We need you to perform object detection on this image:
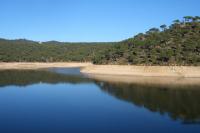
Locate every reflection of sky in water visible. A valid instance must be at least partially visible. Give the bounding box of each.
[0,68,199,133]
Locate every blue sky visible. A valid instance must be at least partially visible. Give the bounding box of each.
[0,0,199,42]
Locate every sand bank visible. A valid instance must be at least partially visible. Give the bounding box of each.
[81,65,200,78]
[81,65,200,86]
[85,74,200,86]
[0,62,92,70]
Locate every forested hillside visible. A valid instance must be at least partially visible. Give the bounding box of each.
[93,16,200,66]
[0,39,113,62]
[0,16,200,65]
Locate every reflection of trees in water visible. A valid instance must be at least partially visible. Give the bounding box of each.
[1,69,200,123]
[0,70,91,87]
[96,81,200,123]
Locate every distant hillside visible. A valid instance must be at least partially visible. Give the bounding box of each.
[0,39,113,62]
[1,16,200,65]
[93,16,200,66]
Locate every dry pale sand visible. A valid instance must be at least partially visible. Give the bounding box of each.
[1,63,200,86]
[0,62,92,70]
[81,65,200,78]
[81,65,200,86]
[84,74,200,86]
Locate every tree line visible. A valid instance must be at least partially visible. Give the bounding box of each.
[0,16,200,65]
[93,16,200,66]
[0,39,113,62]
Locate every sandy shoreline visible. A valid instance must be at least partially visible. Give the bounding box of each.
[0,63,200,78]
[85,74,200,86]
[81,65,200,78]
[1,63,200,85]
[81,65,200,85]
[0,62,92,70]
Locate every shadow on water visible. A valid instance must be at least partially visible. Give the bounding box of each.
[0,68,91,87]
[0,68,200,124]
[95,81,200,124]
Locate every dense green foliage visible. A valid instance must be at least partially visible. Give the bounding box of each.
[1,16,200,65]
[0,39,113,62]
[93,16,200,65]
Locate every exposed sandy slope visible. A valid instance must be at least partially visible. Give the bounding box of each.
[1,63,200,78]
[0,62,92,70]
[81,65,200,78]
[1,63,200,85]
[81,65,200,86]
[84,74,200,86]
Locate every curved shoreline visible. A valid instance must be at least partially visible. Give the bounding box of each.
[0,63,200,85]
[0,63,200,78]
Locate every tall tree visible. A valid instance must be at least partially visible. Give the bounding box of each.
[193,16,200,22]
[160,24,167,31]
[146,28,160,34]
[173,19,180,24]
[184,16,193,22]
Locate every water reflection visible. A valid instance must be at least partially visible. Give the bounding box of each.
[96,81,200,123]
[0,69,91,87]
[0,69,200,124]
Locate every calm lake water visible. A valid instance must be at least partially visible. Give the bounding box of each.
[0,68,200,133]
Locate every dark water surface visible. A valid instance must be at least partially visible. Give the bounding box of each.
[0,68,200,133]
